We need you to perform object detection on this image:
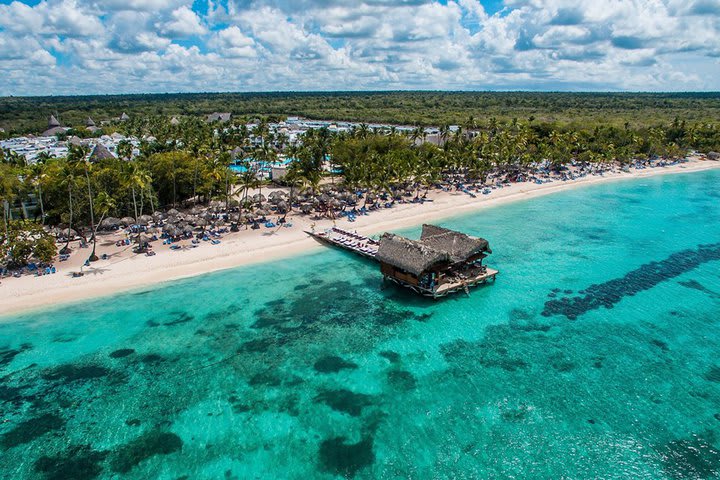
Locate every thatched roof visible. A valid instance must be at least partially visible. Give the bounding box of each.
[89,143,114,162]
[377,233,449,276]
[120,112,130,121]
[86,117,96,127]
[377,225,492,275]
[48,115,60,128]
[42,126,68,137]
[419,224,491,262]
[206,112,231,123]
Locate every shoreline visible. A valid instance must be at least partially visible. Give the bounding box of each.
[2,159,719,317]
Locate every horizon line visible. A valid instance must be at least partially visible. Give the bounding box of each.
[2,90,720,100]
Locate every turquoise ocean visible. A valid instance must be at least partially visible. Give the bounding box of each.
[1,171,720,479]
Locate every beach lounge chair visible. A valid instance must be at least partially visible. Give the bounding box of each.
[211,239,221,245]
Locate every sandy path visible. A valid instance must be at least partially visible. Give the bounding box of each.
[2,159,719,317]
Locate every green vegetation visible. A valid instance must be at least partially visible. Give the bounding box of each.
[2,92,720,134]
[0,220,56,268]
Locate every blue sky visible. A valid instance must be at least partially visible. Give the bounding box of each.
[0,0,718,95]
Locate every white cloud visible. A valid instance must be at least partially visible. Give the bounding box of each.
[158,6,207,37]
[0,0,718,95]
[210,26,257,58]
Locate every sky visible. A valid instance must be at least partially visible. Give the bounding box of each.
[0,0,718,96]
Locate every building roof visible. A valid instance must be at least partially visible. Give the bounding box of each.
[89,143,115,162]
[42,126,68,137]
[377,233,450,276]
[419,224,491,262]
[207,112,231,123]
[170,116,180,125]
[120,112,130,121]
[48,115,61,128]
[377,225,491,276]
[86,117,96,127]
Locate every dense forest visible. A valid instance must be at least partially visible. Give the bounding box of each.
[2,91,720,134]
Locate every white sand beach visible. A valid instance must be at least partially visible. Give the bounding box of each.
[2,158,719,317]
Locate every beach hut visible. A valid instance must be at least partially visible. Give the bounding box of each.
[42,115,69,137]
[376,225,496,297]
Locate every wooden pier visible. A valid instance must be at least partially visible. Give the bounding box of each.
[305,227,380,259]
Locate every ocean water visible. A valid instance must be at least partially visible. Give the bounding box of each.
[2,171,720,479]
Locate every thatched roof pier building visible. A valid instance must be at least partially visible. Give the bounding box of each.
[377,225,497,297]
[308,224,497,298]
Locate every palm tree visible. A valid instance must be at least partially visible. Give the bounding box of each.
[117,140,133,161]
[0,163,20,240]
[125,162,150,222]
[28,154,51,224]
[88,191,116,262]
[59,162,78,255]
[68,145,96,246]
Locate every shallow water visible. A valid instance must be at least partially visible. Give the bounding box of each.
[2,171,720,479]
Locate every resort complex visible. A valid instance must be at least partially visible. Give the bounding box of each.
[1,0,720,474]
[1,104,719,302]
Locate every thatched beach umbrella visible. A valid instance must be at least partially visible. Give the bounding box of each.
[61,228,77,238]
[194,218,209,228]
[268,191,285,201]
[166,208,180,216]
[136,233,151,245]
[276,200,289,213]
[182,225,194,234]
[253,193,266,204]
[120,217,135,227]
[163,224,178,236]
[100,217,120,230]
[137,214,153,226]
